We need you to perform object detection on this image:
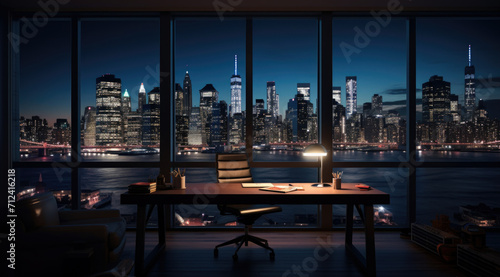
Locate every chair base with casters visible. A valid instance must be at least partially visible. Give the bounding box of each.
[215,153,283,261]
[213,205,281,261]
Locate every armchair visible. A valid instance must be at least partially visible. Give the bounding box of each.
[16,192,127,276]
[214,153,282,261]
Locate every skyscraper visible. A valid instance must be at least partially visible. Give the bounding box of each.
[199,84,219,145]
[183,71,193,117]
[83,106,96,146]
[296,93,309,142]
[422,75,451,123]
[371,94,383,116]
[188,107,202,145]
[121,89,131,114]
[297,83,310,101]
[96,74,122,145]
[346,76,357,120]
[266,81,279,118]
[332,86,341,104]
[464,45,476,121]
[138,83,146,114]
[230,55,242,116]
[174,83,184,117]
[142,87,160,146]
[121,89,131,144]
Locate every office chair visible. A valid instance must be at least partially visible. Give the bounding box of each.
[214,153,282,261]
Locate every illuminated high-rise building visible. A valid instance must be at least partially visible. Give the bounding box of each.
[464,45,476,121]
[346,76,357,119]
[142,87,160,146]
[121,89,131,144]
[138,83,146,114]
[297,83,310,101]
[230,55,242,116]
[199,84,219,145]
[83,106,96,146]
[183,71,193,117]
[96,74,122,145]
[422,75,451,123]
[332,86,341,104]
[371,94,383,116]
[266,81,279,119]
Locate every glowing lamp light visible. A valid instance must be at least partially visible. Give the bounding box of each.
[303,144,328,186]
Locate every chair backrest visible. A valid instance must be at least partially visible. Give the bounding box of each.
[216,153,253,183]
[16,192,60,231]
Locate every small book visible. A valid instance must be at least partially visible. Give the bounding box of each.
[128,182,157,193]
[242,183,274,188]
[259,186,297,193]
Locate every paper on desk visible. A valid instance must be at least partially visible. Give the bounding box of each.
[241,183,274,188]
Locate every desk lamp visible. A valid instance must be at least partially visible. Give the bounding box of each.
[303,144,328,187]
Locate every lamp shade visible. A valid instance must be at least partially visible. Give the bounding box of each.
[303,144,327,157]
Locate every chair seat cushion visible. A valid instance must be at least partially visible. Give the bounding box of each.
[60,217,126,250]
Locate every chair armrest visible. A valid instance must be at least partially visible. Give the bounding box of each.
[58,209,121,223]
[18,224,109,248]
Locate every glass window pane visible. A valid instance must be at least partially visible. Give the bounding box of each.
[80,19,160,161]
[416,19,500,161]
[332,19,407,162]
[16,20,71,162]
[332,168,408,227]
[253,18,318,161]
[16,168,72,206]
[81,168,159,227]
[417,168,500,229]
[174,18,246,162]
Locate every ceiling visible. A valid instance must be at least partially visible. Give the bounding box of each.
[2,0,500,12]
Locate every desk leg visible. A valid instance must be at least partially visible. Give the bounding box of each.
[157,203,166,245]
[135,204,146,277]
[345,204,354,246]
[364,204,376,277]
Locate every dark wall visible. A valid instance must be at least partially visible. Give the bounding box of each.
[0,6,13,277]
[0,6,8,232]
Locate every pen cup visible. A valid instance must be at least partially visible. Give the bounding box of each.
[333,178,341,190]
[173,176,186,189]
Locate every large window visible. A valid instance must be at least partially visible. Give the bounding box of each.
[173,18,246,162]
[10,13,500,231]
[332,18,407,162]
[15,20,71,162]
[253,18,319,161]
[416,19,500,162]
[80,19,160,161]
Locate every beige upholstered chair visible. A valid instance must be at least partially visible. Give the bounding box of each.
[16,192,127,276]
[214,153,282,261]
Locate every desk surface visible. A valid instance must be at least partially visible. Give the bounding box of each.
[121,183,390,205]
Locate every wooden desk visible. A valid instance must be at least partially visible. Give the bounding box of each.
[121,183,390,276]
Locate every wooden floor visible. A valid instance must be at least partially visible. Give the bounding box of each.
[121,230,498,277]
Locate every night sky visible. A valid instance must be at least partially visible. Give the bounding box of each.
[19,18,500,126]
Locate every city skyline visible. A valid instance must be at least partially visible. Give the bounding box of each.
[18,19,500,126]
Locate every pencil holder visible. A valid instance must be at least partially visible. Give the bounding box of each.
[333,178,341,190]
[173,175,186,189]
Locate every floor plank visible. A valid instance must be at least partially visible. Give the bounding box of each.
[121,230,498,277]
